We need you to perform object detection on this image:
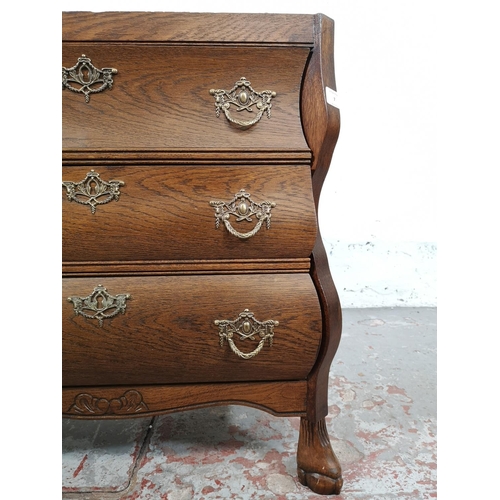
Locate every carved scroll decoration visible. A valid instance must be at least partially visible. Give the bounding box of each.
[214,309,279,359]
[210,77,276,127]
[62,54,117,103]
[210,189,276,239]
[62,170,124,214]
[66,390,149,416]
[68,285,130,327]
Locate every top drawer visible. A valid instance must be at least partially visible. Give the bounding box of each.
[62,44,310,153]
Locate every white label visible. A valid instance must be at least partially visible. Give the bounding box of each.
[325,86,339,108]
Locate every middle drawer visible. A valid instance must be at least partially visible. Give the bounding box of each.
[62,165,317,262]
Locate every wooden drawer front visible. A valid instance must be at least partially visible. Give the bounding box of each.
[62,44,309,152]
[62,274,322,386]
[62,165,317,262]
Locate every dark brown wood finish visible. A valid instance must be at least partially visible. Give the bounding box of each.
[302,14,343,420]
[298,14,344,493]
[63,258,312,277]
[63,274,322,386]
[63,45,309,152]
[62,12,344,495]
[62,165,317,263]
[297,417,343,494]
[63,151,312,165]
[62,12,315,44]
[62,381,308,418]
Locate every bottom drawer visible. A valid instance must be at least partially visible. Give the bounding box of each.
[62,274,322,386]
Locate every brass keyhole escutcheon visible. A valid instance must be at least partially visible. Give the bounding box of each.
[62,170,124,214]
[62,55,118,103]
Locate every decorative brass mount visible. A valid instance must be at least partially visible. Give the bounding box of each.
[62,54,117,103]
[214,309,279,359]
[210,189,276,239]
[62,170,124,214]
[210,77,276,127]
[68,285,130,327]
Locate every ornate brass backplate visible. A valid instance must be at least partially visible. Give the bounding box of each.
[68,285,130,327]
[62,54,117,103]
[210,77,276,127]
[210,189,276,239]
[62,170,124,214]
[214,309,279,359]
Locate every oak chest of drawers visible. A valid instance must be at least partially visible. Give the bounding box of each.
[62,11,343,495]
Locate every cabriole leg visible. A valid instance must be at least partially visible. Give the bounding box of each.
[297,417,343,495]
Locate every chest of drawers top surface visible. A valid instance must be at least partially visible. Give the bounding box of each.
[62,12,315,42]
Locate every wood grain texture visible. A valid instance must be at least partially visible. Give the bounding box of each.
[62,381,308,418]
[62,44,309,152]
[62,12,314,44]
[63,259,311,277]
[297,417,343,494]
[302,15,341,183]
[62,165,317,262]
[62,151,312,165]
[301,15,343,422]
[63,274,322,386]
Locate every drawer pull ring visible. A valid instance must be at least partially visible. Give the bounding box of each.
[62,54,117,103]
[215,309,279,359]
[68,285,130,327]
[210,77,276,128]
[62,170,124,214]
[210,189,276,239]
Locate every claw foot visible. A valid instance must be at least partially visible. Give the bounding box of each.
[297,417,343,495]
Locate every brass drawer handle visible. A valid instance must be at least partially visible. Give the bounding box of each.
[62,54,118,103]
[210,189,276,239]
[62,170,124,214]
[215,309,279,360]
[68,285,130,327]
[210,77,276,128]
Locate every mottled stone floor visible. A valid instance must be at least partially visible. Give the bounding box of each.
[62,307,437,499]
